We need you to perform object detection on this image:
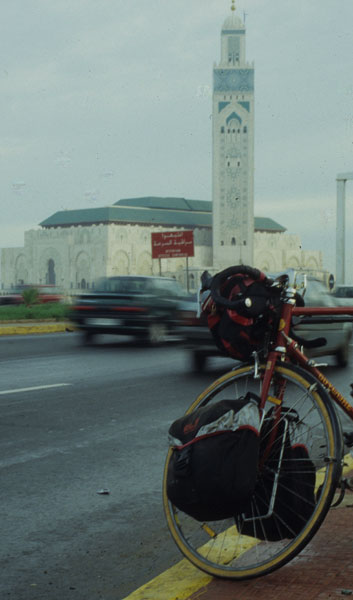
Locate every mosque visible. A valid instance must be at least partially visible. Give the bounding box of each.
[0,4,322,292]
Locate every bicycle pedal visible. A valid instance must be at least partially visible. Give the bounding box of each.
[344,431,353,447]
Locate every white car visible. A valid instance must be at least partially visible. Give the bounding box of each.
[293,279,353,367]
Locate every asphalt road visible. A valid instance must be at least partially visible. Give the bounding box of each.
[1,332,353,600]
[0,332,231,600]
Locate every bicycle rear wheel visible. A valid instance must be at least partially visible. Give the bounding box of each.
[163,362,343,579]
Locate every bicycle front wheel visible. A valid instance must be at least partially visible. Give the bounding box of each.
[163,362,343,580]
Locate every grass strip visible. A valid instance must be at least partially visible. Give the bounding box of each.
[0,302,70,322]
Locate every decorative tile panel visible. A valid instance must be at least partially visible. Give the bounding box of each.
[218,101,230,112]
[214,68,254,92]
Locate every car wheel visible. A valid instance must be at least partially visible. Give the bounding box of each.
[336,342,349,367]
[147,322,168,345]
[192,351,207,372]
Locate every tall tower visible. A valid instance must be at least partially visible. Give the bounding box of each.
[212,1,254,267]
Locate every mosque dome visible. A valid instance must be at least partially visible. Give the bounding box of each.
[222,13,245,31]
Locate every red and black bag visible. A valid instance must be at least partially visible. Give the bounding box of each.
[166,393,261,521]
[202,266,280,361]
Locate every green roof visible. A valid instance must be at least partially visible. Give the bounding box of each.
[39,197,286,232]
[115,196,210,213]
[254,217,286,233]
[39,205,210,228]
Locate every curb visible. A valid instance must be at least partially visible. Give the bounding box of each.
[0,322,75,336]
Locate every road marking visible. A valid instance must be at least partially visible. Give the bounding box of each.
[0,383,72,395]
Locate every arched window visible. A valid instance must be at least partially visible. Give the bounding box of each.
[231,237,236,246]
[81,278,86,290]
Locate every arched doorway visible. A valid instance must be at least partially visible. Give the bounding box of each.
[46,259,56,285]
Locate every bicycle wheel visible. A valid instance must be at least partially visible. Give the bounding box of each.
[163,362,343,579]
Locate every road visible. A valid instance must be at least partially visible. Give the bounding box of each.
[0,332,353,599]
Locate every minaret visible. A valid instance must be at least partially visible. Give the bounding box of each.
[212,1,254,267]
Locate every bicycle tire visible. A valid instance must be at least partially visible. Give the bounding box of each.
[163,362,343,580]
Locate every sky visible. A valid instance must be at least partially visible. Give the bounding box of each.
[1,0,353,279]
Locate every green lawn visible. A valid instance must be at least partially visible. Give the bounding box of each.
[0,302,70,322]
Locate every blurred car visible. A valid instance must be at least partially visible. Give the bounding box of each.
[69,275,191,345]
[0,284,63,305]
[294,279,353,367]
[331,284,353,306]
[177,279,353,370]
[175,291,231,371]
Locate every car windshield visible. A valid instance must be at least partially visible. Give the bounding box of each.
[94,277,150,293]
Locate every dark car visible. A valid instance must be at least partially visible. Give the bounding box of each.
[332,284,353,306]
[177,278,353,370]
[69,275,190,345]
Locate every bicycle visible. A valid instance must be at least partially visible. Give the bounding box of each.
[163,265,353,580]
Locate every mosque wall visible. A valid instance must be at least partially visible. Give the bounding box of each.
[0,223,213,293]
[1,222,322,295]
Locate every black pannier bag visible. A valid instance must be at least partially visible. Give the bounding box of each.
[237,407,316,541]
[166,393,261,522]
[202,267,281,362]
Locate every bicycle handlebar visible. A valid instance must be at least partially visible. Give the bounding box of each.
[209,265,269,310]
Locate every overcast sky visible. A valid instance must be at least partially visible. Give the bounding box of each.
[1,0,352,277]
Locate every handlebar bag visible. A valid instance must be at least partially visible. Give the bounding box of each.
[202,273,280,361]
[166,393,261,521]
[237,407,316,541]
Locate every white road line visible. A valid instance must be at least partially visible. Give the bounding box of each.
[0,383,72,395]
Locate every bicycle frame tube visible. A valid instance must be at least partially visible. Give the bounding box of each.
[260,299,295,407]
[286,338,353,419]
[267,303,353,419]
[293,306,353,318]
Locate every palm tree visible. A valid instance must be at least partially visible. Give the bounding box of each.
[22,287,39,307]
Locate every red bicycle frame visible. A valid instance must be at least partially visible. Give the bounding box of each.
[260,300,353,420]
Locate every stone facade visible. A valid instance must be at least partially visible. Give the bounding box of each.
[0,219,322,293]
[0,222,213,292]
[254,232,322,275]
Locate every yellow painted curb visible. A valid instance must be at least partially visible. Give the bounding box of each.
[121,557,211,600]
[343,452,353,474]
[123,453,353,600]
[0,323,75,335]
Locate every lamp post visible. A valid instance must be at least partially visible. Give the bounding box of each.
[336,172,353,284]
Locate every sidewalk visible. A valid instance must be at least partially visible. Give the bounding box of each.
[125,461,353,600]
[185,499,353,600]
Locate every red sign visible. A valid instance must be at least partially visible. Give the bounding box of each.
[151,230,194,259]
